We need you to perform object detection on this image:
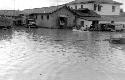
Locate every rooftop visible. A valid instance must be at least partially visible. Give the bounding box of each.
[72,8,100,17]
[22,5,63,15]
[0,10,21,16]
[67,0,122,5]
[27,5,100,18]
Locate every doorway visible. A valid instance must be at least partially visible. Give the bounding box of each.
[81,21,84,26]
[92,21,99,29]
[59,17,67,29]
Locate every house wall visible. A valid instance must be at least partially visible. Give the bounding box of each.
[52,8,76,28]
[95,4,120,15]
[76,18,92,28]
[36,14,54,28]
[68,3,93,10]
[99,21,111,24]
[35,7,76,28]
[68,3,120,15]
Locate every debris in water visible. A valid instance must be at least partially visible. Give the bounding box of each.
[54,40,63,41]
[76,40,85,41]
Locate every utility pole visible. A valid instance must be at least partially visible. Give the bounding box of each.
[13,0,16,16]
[14,0,15,10]
[57,0,58,7]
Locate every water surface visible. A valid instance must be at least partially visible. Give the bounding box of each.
[0,27,125,80]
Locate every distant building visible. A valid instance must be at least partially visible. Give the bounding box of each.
[0,10,26,26]
[67,0,122,15]
[66,0,125,25]
[28,5,100,29]
[0,10,21,18]
[20,0,125,30]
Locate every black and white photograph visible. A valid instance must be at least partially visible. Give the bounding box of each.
[0,0,125,80]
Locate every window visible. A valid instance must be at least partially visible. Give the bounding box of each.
[111,21,114,23]
[112,6,116,12]
[98,5,102,11]
[36,15,37,19]
[47,15,49,20]
[70,7,73,9]
[94,4,97,11]
[41,15,43,20]
[81,5,83,9]
[75,5,77,9]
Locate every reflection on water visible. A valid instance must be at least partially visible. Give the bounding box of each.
[0,27,125,80]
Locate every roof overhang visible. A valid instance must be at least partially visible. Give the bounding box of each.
[67,1,122,5]
[80,17,102,21]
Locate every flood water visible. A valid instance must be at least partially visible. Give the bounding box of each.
[0,27,125,80]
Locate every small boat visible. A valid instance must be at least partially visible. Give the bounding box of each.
[110,34,125,44]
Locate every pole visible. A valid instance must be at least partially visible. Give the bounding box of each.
[57,0,58,7]
[13,0,15,16]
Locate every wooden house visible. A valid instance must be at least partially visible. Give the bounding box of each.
[28,5,100,29]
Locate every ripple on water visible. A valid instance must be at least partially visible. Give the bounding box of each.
[0,28,125,80]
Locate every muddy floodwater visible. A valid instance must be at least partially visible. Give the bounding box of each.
[0,27,125,80]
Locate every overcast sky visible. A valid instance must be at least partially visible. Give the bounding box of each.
[0,0,124,10]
